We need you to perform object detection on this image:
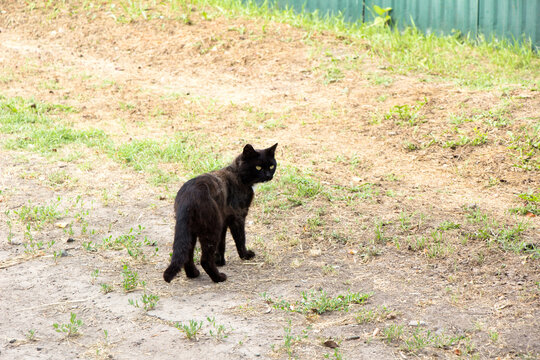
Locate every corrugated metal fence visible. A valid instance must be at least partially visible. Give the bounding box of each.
[258,0,540,48]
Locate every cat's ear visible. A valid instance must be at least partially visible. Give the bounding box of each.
[242,144,259,159]
[267,143,278,157]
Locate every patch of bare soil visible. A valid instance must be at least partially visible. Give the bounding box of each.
[0,1,538,359]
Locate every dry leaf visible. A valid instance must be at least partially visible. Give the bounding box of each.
[323,340,338,348]
[55,222,68,229]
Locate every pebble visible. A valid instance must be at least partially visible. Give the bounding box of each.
[408,320,427,327]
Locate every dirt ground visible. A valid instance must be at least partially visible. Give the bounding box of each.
[0,1,539,359]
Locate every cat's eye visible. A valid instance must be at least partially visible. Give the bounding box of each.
[269,165,275,169]
[256,166,262,171]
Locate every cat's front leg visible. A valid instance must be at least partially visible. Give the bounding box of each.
[228,218,255,260]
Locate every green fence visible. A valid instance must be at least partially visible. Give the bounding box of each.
[257,0,540,48]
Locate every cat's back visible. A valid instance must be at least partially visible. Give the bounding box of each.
[174,171,228,211]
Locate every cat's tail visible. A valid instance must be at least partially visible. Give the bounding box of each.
[163,214,191,283]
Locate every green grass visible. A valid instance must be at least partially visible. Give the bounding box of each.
[507,122,540,171]
[466,208,534,256]
[0,95,226,182]
[114,135,226,176]
[382,324,404,343]
[262,289,372,315]
[14,199,62,229]
[5,126,109,153]
[140,1,539,88]
[275,166,324,206]
[401,328,463,352]
[443,128,489,149]
[31,1,539,88]
[0,95,109,153]
[355,306,394,324]
[510,191,540,216]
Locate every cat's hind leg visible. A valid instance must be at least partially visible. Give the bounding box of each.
[200,239,227,283]
[184,234,200,278]
[164,217,192,283]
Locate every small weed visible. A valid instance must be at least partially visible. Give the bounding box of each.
[100,283,114,294]
[426,230,454,258]
[324,66,344,85]
[465,208,531,254]
[280,167,323,205]
[384,99,427,126]
[373,220,390,244]
[118,101,136,111]
[371,75,393,87]
[444,128,488,148]
[121,264,139,292]
[358,244,382,261]
[438,221,461,231]
[5,210,14,243]
[402,328,463,352]
[26,329,37,341]
[53,312,83,337]
[324,348,344,360]
[355,306,394,324]
[102,225,147,259]
[488,330,499,343]
[507,124,540,171]
[47,170,71,187]
[82,240,98,252]
[399,212,412,231]
[175,320,203,340]
[404,141,420,151]
[382,324,404,343]
[90,269,99,284]
[510,191,540,216]
[15,198,61,230]
[129,292,160,311]
[207,317,231,341]
[322,264,338,275]
[281,319,309,358]
[72,196,92,235]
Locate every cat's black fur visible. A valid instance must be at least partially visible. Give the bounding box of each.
[163,143,278,283]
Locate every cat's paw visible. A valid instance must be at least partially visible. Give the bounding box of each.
[215,254,226,266]
[185,265,200,278]
[211,272,227,283]
[242,250,255,260]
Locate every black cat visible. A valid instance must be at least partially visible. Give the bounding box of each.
[163,143,278,283]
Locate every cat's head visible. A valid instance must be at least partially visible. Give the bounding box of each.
[237,143,278,185]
